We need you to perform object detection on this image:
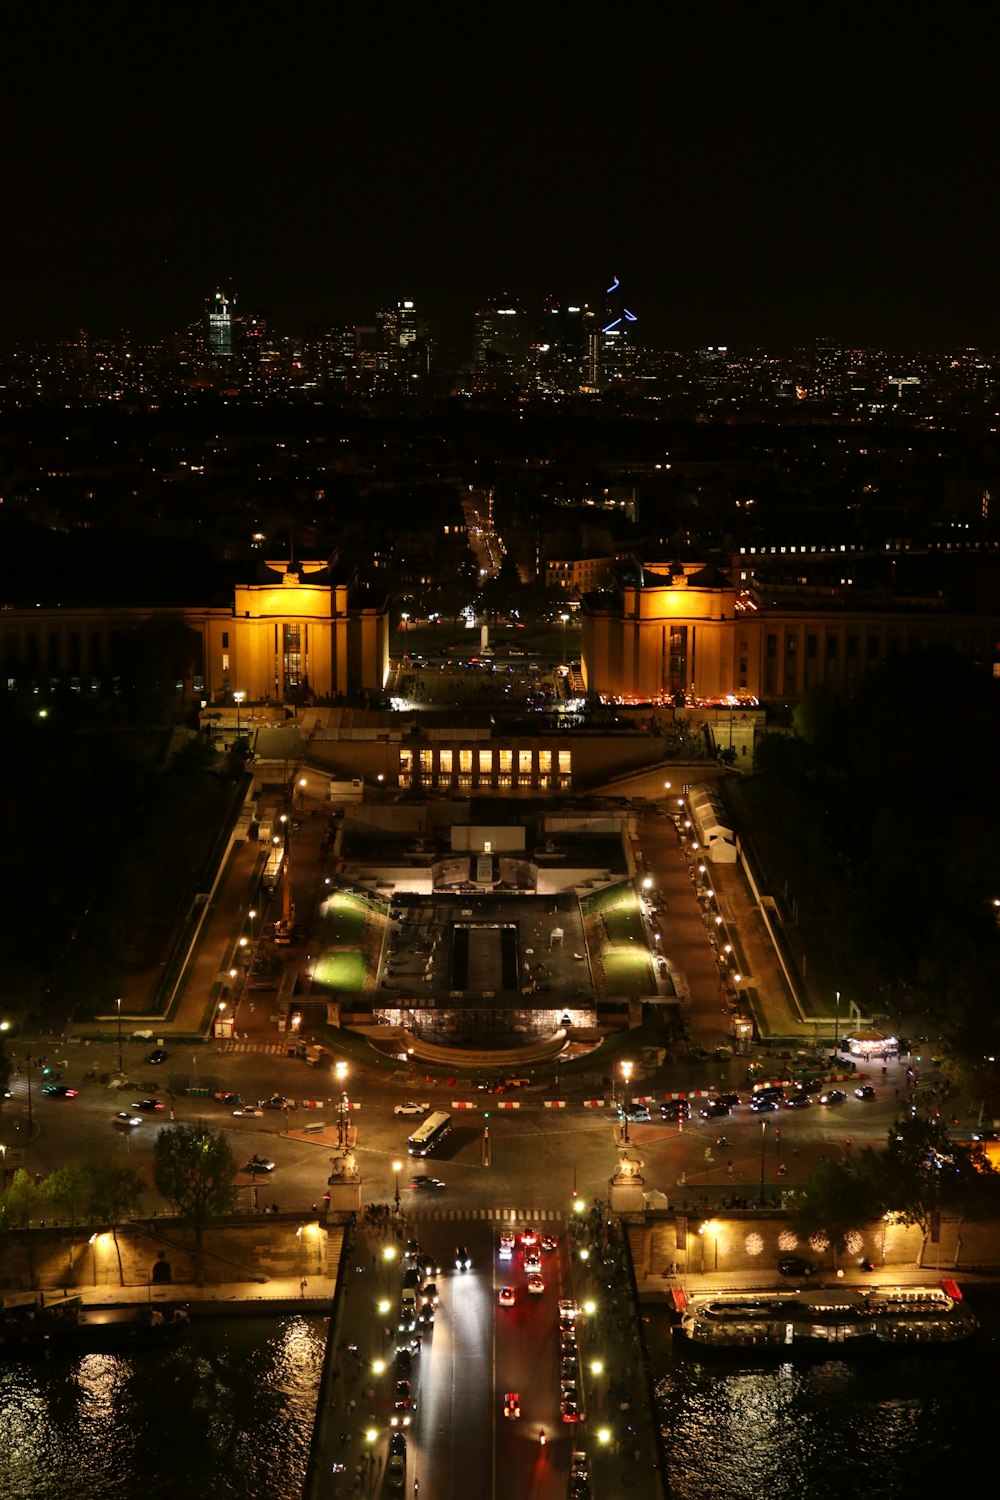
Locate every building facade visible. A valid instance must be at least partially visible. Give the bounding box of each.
[0,559,389,707]
[581,558,1000,704]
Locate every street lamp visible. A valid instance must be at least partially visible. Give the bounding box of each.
[401,612,409,636]
[560,612,569,662]
[336,1061,348,1146]
[233,690,244,734]
[620,1060,634,1143]
[392,1159,403,1215]
[115,994,123,1075]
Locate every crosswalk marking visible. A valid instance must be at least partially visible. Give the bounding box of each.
[222,1041,286,1054]
[406,1206,564,1224]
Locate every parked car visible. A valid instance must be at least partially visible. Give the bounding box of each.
[147,1047,168,1065]
[778,1255,815,1278]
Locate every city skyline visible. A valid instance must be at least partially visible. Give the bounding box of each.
[3,12,998,350]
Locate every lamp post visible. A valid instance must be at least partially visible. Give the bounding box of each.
[759,1120,767,1206]
[233,690,244,735]
[833,988,842,1055]
[620,1060,634,1144]
[560,612,569,662]
[336,1062,348,1146]
[115,994,123,1075]
[392,1159,402,1215]
[401,612,409,638]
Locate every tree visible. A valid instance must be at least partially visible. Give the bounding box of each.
[856,1116,1000,1266]
[3,1168,44,1288]
[153,1122,236,1285]
[86,1162,144,1285]
[43,1162,92,1274]
[786,1157,877,1266]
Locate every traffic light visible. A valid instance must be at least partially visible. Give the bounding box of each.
[775,1126,780,1142]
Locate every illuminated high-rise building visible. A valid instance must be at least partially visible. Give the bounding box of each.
[377,298,431,382]
[205,286,239,358]
[593,274,638,388]
[471,296,528,376]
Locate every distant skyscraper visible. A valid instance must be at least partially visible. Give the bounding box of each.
[205,286,239,358]
[377,298,431,382]
[471,296,528,377]
[595,274,638,388]
[534,297,595,393]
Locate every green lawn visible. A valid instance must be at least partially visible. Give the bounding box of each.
[603,906,644,944]
[313,951,367,990]
[603,949,656,995]
[581,883,631,916]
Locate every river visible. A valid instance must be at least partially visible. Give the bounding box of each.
[649,1294,998,1498]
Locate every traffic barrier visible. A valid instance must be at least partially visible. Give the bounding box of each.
[582,1099,606,1108]
[543,1100,567,1109]
[451,1100,478,1109]
[634,1095,656,1105]
[302,1100,323,1109]
[303,1122,326,1133]
[687,1090,712,1099]
[662,1092,687,1101]
[346,1101,361,1110]
[494,1100,520,1109]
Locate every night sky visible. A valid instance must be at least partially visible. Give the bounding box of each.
[3,8,998,350]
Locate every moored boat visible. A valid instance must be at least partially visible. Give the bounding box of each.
[677,1280,977,1351]
[0,1295,190,1353]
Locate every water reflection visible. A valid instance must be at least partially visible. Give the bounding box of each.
[0,1315,327,1500]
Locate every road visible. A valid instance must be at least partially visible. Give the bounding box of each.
[386,1218,581,1500]
[3,1038,918,1218]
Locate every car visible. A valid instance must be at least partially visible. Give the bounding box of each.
[147,1047,168,1065]
[560,1333,579,1358]
[503,1392,521,1418]
[498,1285,516,1307]
[560,1377,579,1400]
[241,1154,275,1173]
[113,1112,142,1128]
[560,1398,582,1423]
[561,1357,578,1382]
[393,1379,415,1413]
[409,1176,446,1191]
[701,1100,731,1119]
[233,1104,263,1117]
[751,1095,781,1113]
[402,1267,423,1291]
[42,1084,79,1099]
[526,1273,545,1295]
[778,1255,815,1278]
[660,1099,690,1120]
[395,1349,413,1378]
[405,1239,420,1260]
[523,1250,541,1273]
[558,1298,578,1319]
[820,1089,847,1105]
[519,1229,538,1248]
[619,1104,651,1123]
[455,1245,471,1271]
[387,1432,406,1491]
[414,1253,439,1277]
[133,1098,166,1112]
[715,1092,741,1108]
[214,1091,241,1105]
[784,1092,811,1109]
[855,1084,876,1100]
[259,1095,291,1110]
[421,1282,439,1306]
[498,1232,515,1259]
[397,1307,416,1333]
[418,1303,435,1327]
[503,1076,530,1089]
[394,1101,430,1116]
[570,1450,591,1499]
[541,1235,558,1252]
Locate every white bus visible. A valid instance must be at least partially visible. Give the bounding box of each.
[407,1110,452,1156]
